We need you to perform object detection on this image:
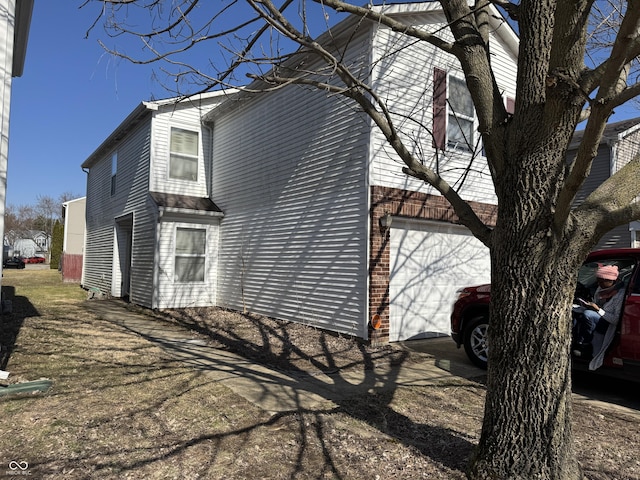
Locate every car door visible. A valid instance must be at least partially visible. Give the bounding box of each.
[619,264,640,364]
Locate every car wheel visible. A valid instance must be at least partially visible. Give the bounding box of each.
[463,315,489,369]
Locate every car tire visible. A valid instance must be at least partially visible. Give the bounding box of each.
[463,315,489,369]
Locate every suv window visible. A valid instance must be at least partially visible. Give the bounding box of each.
[577,258,637,297]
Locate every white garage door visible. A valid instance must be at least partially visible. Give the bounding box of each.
[389,219,491,342]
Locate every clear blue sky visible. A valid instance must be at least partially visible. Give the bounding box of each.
[7,2,639,208]
[8,1,166,207]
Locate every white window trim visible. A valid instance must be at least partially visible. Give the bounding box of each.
[169,126,200,182]
[173,224,208,284]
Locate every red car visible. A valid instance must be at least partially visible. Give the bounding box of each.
[451,248,640,381]
[24,256,45,264]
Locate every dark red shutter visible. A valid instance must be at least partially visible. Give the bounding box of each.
[506,96,515,115]
[433,67,447,150]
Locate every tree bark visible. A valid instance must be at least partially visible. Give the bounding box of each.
[468,137,589,478]
[470,240,585,479]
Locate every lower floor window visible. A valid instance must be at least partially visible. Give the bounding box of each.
[175,227,206,282]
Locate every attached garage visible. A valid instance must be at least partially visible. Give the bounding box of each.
[388,219,491,342]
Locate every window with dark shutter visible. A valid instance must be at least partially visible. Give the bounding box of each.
[433,69,477,153]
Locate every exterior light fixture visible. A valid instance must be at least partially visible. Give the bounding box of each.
[379,212,392,229]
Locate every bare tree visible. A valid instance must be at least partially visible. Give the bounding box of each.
[4,192,80,250]
[85,1,640,478]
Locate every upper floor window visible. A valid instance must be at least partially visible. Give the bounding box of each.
[170,127,199,181]
[175,227,206,282]
[433,68,476,153]
[111,152,117,196]
[447,76,475,151]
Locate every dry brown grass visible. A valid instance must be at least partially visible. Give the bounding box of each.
[0,269,638,479]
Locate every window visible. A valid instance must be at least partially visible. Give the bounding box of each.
[432,68,477,153]
[111,152,117,196]
[175,227,206,282]
[447,76,475,151]
[170,127,199,181]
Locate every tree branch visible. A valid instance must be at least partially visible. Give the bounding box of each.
[313,0,456,54]
[555,2,640,228]
[573,155,640,237]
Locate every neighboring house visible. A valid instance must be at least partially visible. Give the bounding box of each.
[0,0,33,283]
[570,117,640,250]
[82,3,518,343]
[13,230,49,258]
[12,238,36,258]
[62,197,86,282]
[31,230,50,252]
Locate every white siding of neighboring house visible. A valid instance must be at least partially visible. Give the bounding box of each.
[155,215,219,309]
[605,126,640,249]
[368,12,517,204]
[210,39,372,337]
[572,144,611,206]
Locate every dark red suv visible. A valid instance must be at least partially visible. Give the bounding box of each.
[450,248,640,381]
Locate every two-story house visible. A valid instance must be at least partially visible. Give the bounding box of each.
[570,117,640,250]
[81,3,518,344]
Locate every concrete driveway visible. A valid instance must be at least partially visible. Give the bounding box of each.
[402,336,640,419]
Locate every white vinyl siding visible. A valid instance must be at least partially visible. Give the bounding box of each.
[155,219,218,309]
[211,52,370,337]
[150,97,224,197]
[84,93,226,309]
[368,14,517,204]
[83,115,156,305]
[570,143,630,249]
[571,132,640,250]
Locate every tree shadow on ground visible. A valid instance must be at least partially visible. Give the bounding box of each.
[0,285,39,370]
[1,295,480,478]
[106,302,480,477]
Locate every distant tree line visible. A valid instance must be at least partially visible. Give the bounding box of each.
[4,192,80,248]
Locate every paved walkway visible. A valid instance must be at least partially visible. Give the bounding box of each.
[85,300,483,413]
[85,300,640,419]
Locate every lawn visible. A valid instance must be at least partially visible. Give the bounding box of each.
[0,269,637,479]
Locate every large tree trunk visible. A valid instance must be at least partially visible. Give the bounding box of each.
[469,134,590,478]
[470,240,585,479]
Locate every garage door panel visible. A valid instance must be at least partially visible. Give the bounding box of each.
[389,220,490,342]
